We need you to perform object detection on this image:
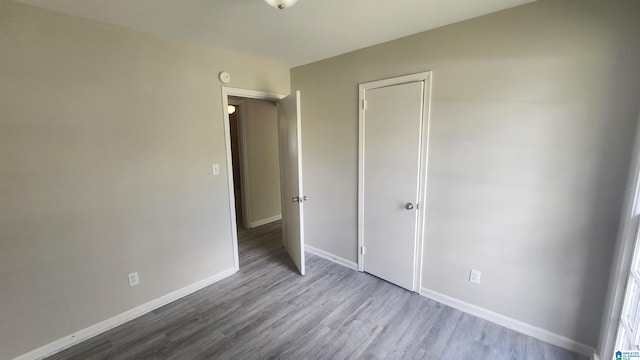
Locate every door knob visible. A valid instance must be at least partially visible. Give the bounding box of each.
[405,202,414,210]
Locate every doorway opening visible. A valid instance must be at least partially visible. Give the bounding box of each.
[227,96,282,270]
[222,87,306,275]
[227,97,281,230]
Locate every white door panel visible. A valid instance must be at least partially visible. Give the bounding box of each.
[279,90,305,275]
[362,81,425,291]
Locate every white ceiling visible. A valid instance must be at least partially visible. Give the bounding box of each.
[14,0,535,67]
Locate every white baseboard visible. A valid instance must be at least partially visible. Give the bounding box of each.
[305,244,358,270]
[592,352,601,360]
[419,287,596,358]
[14,267,237,360]
[249,214,282,228]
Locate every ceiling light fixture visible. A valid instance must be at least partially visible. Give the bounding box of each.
[228,105,236,115]
[264,0,299,10]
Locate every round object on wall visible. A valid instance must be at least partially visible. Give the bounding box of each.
[218,71,231,84]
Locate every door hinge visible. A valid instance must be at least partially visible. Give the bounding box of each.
[360,246,365,255]
[362,99,367,110]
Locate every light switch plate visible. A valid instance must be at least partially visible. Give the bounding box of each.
[212,164,220,176]
[469,269,481,285]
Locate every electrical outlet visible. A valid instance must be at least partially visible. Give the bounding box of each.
[128,272,140,287]
[469,269,481,285]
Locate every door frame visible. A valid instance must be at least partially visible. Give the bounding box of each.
[227,97,250,229]
[221,87,285,271]
[357,72,432,291]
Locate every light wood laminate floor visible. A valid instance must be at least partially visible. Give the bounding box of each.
[47,221,587,360]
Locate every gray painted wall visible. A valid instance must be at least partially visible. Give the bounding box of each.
[240,99,281,227]
[0,1,289,358]
[291,0,640,347]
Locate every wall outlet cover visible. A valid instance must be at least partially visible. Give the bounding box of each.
[128,272,140,287]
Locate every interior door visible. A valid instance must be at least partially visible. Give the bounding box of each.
[278,90,305,275]
[361,81,425,291]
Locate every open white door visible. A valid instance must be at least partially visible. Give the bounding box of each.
[278,90,305,275]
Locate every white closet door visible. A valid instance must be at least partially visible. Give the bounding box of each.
[361,81,424,290]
